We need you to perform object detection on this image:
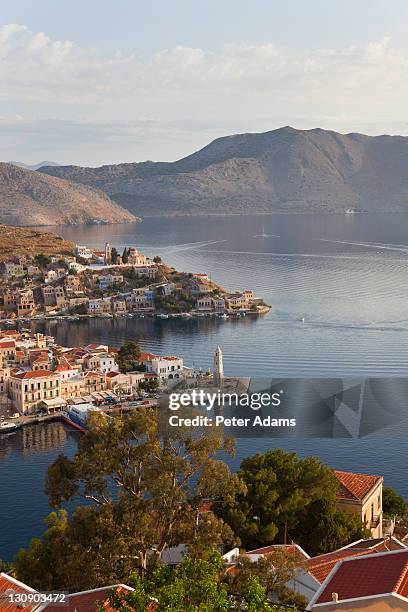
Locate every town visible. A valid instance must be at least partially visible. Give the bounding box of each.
[0,326,189,421]
[0,241,270,322]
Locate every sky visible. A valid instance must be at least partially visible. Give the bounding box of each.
[1,0,408,165]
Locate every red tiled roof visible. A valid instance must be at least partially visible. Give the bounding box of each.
[313,549,408,605]
[247,544,310,563]
[0,330,19,336]
[139,352,160,361]
[335,469,383,502]
[0,573,36,612]
[308,548,373,583]
[42,585,134,612]
[346,537,407,553]
[13,369,56,379]
[0,341,16,348]
[308,538,407,584]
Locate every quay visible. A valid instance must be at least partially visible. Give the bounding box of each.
[1,398,158,435]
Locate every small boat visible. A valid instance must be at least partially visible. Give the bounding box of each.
[300,317,305,323]
[0,421,20,434]
[219,313,229,319]
[255,227,268,238]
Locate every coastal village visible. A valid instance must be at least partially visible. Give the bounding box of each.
[0,241,269,322]
[0,240,408,611]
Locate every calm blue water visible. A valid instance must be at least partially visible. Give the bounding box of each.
[2,213,408,560]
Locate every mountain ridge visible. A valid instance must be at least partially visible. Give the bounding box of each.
[0,163,137,226]
[39,126,408,216]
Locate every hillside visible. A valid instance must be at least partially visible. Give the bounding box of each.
[40,126,408,216]
[0,225,74,261]
[0,163,136,226]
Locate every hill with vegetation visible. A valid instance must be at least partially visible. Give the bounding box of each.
[0,225,75,261]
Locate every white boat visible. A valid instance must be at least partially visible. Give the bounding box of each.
[64,404,104,431]
[0,421,20,434]
[254,227,268,238]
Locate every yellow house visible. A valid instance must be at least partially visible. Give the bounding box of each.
[307,549,408,611]
[8,369,62,414]
[335,470,383,538]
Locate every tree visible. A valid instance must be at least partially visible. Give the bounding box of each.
[122,248,129,264]
[117,341,141,372]
[35,253,51,267]
[383,486,407,518]
[71,303,88,315]
[225,550,307,609]
[153,256,162,263]
[0,557,12,573]
[139,378,159,392]
[102,552,278,611]
[111,247,119,264]
[296,497,369,556]
[216,449,367,554]
[15,412,244,592]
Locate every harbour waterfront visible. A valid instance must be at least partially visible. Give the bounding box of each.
[2,212,408,560]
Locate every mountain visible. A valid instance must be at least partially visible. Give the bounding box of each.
[0,163,136,226]
[39,127,408,216]
[0,225,74,261]
[9,161,60,171]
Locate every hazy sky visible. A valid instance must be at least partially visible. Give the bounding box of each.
[1,0,408,165]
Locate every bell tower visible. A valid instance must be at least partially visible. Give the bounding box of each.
[104,242,112,264]
[213,345,224,387]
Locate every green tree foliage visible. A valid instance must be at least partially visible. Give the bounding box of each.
[102,552,282,612]
[35,253,51,267]
[122,248,129,264]
[296,498,369,556]
[117,341,141,372]
[225,551,307,609]
[216,449,367,555]
[383,486,407,518]
[153,256,162,263]
[0,557,12,573]
[139,378,159,392]
[111,247,119,264]
[15,412,244,592]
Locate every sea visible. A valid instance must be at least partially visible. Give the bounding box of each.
[2,212,408,560]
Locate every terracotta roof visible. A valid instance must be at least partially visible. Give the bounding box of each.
[308,548,374,583]
[54,365,72,372]
[312,549,408,606]
[139,352,160,361]
[308,538,407,584]
[346,537,407,552]
[13,369,56,379]
[247,544,310,562]
[0,341,16,349]
[0,573,37,612]
[335,469,383,502]
[42,584,134,612]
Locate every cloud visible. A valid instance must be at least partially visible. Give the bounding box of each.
[1,24,408,163]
